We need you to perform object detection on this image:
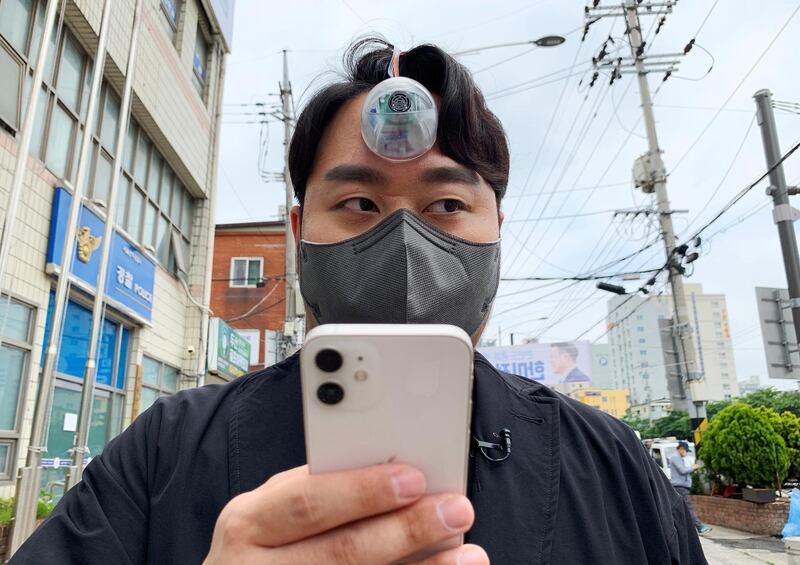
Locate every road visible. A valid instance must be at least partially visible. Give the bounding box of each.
[700,524,787,564]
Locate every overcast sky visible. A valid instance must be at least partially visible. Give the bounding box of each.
[215,0,800,391]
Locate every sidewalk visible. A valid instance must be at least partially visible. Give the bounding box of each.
[700,524,787,564]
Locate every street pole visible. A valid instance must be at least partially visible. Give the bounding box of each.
[623,0,707,424]
[65,0,144,490]
[9,0,113,553]
[0,0,59,340]
[754,89,800,347]
[280,50,298,358]
[5,2,60,555]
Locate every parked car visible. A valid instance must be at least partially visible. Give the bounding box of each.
[646,438,697,481]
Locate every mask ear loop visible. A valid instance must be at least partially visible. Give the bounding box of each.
[388,45,402,78]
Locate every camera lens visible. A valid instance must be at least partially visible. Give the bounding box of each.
[315,349,343,373]
[317,382,345,405]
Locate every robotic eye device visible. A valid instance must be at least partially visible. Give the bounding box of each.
[360,48,438,161]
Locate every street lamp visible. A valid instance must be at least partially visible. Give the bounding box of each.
[596,282,627,295]
[452,35,566,57]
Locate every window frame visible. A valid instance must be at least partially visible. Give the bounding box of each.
[140,355,180,412]
[0,293,36,484]
[191,24,209,98]
[229,257,263,288]
[159,0,180,44]
[45,293,130,460]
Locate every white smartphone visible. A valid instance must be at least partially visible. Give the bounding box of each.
[301,324,474,558]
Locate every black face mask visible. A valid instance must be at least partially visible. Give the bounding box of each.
[299,209,501,335]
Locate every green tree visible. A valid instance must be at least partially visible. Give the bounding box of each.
[706,399,733,420]
[699,403,789,487]
[647,410,692,440]
[756,407,800,479]
[741,389,800,417]
[621,414,651,437]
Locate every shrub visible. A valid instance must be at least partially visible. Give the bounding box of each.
[699,403,789,488]
[757,407,800,480]
[0,493,56,526]
[0,497,13,526]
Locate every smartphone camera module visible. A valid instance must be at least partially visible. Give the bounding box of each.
[316,349,343,373]
[317,381,345,405]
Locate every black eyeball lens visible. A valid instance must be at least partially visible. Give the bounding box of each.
[317,382,345,405]
[316,349,343,372]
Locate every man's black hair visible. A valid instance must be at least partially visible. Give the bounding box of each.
[288,37,510,206]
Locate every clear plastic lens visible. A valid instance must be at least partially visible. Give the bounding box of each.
[361,77,438,161]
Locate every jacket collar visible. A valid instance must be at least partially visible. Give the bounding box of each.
[467,353,561,564]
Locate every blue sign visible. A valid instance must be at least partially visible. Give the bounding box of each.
[47,187,156,322]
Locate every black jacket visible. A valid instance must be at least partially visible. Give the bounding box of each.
[11,353,707,564]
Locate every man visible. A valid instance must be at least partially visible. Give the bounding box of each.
[11,39,706,564]
[550,342,590,384]
[669,441,711,535]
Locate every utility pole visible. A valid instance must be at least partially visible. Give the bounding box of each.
[10,0,113,552]
[280,50,299,358]
[586,0,708,432]
[4,0,60,555]
[754,89,800,347]
[65,0,144,491]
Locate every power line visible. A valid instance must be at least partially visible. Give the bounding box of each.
[681,113,757,236]
[689,138,800,242]
[500,266,661,282]
[502,180,630,200]
[502,80,614,277]
[669,2,800,174]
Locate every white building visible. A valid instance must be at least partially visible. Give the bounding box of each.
[0,0,232,503]
[606,283,739,408]
[738,375,762,396]
[590,343,614,389]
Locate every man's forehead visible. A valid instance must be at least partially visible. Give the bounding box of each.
[312,94,487,189]
[322,163,480,187]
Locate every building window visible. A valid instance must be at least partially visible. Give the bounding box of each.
[640,350,647,356]
[159,0,180,43]
[638,338,646,344]
[40,293,129,494]
[140,356,179,413]
[0,8,95,179]
[0,295,34,482]
[237,329,260,366]
[192,26,208,97]
[117,119,194,271]
[636,326,645,332]
[230,257,263,288]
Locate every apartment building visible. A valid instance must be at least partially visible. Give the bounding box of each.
[0,0,232,499]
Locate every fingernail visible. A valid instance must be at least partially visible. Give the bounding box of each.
[437,496,473,531]
[457,546,488,565]
[391,468,426,502]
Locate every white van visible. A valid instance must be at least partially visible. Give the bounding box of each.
[648,440,696,481]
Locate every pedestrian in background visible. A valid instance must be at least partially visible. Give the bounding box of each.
[670,440,712,534]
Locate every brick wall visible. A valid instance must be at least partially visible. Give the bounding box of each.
[210,225,287,370]
[691,495,789,536]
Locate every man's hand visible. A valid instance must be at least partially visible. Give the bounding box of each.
[691,464,700,471]
[204,464,488,564]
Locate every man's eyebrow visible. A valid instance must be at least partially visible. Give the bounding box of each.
[323,164,388,184]
[418,166,480,186]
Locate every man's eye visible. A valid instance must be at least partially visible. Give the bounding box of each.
[426,199,464,214]
[341,197,379,212]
